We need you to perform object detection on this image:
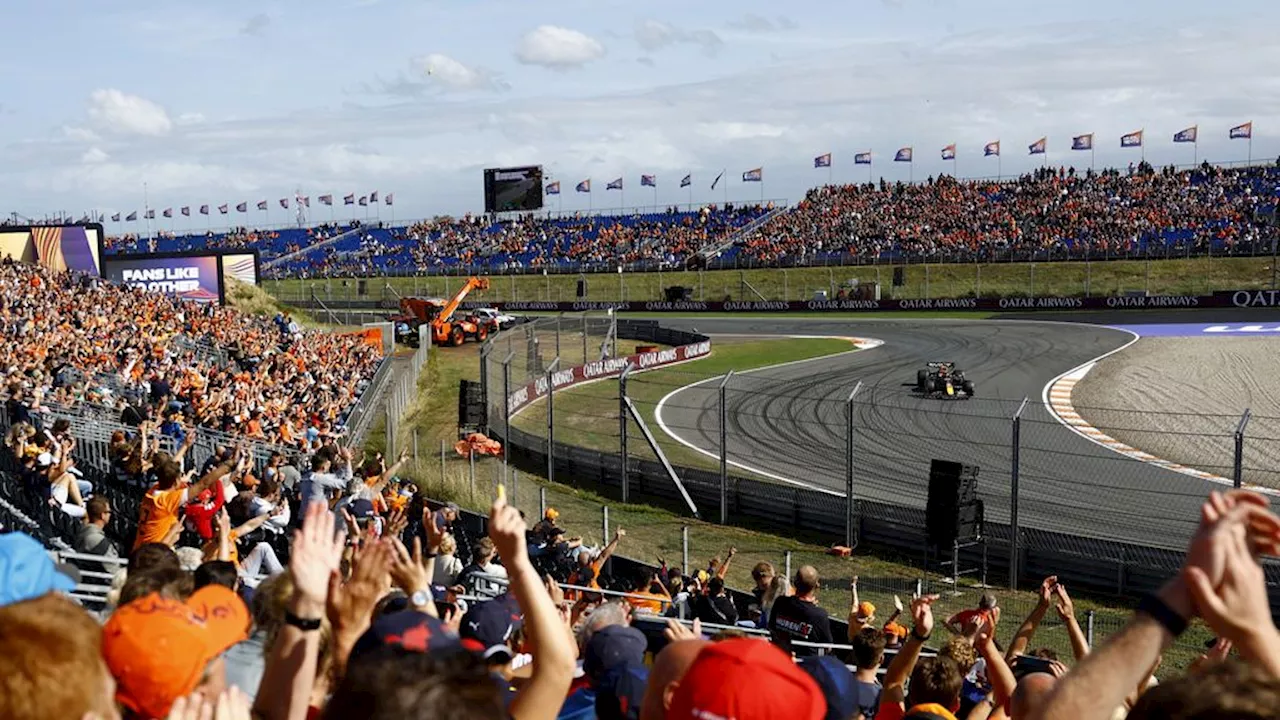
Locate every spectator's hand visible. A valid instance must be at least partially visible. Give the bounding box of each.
[1053,583,1075,621]
[893,595,904,613]
[1038,575,1058,606]
[545,575,566,608]
[388,536,431,596]
[424,511,445,556]
[975,616,995,647]
[489,495,528,567]
[327,539,392,640]
[1189,637,1232,675]
[166,687,252,720]
[910,594,939,637]
[385,507,407,539]
[290,502,346,609]
[1184,506,1280,655]
[664,617,702,642]
[614,527,626,540]
[1048,659,1070,678]
[441,603,462,634]
[727,546,737,558]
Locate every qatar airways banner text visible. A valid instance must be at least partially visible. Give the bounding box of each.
[507,340,712,416]
[469,292,1273,314]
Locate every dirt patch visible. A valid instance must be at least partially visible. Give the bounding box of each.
[1071,337,1280,489]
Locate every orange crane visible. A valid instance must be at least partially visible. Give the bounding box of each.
[393,276,495,347]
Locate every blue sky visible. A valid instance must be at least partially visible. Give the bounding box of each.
[3,0,1278,229]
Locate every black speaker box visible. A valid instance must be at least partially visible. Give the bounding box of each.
[926,460,980,548]
[892,267,905,287]
[576,279,588,298]
[664,286,692,302]
[457,379,486,428]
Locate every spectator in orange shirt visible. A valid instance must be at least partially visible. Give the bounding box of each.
[568,527,625,592]
[134,451,236,551]
[623,569,671,615]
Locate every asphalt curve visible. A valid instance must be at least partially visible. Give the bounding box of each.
[653,318,1221,550]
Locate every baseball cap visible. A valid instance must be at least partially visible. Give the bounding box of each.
[595,662,649,720]
[459,594,523,663]
[36,451,53,467]
[800,655,856,720]
[0,532,78,606]
[350,610,461,660]
[584,625,648,683]
[103,585,250,719]
[667,638,826,720]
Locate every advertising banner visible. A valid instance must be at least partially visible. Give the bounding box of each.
[507,339,712,416]
[103,254,224,304]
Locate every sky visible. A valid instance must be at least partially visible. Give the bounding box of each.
[3,0,1279,231]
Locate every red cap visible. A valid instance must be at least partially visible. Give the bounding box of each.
[667,638,826,720]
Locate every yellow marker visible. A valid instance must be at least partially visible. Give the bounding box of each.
[497,483,506,503]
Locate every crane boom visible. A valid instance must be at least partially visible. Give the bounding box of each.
[433,276,490,328]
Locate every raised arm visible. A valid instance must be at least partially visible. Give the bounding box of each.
[491,491,576,720]
[1052,584,1090,662]
[716,546,736,579]
[1005,576,1056,661]
[974,618,1017,709]
[596,526,625,566]
[881,594,938,708]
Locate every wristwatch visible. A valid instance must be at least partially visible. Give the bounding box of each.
[410,589,432,610]
[285,611,321,631]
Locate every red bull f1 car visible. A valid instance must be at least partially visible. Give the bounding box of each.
[916,362,975,398]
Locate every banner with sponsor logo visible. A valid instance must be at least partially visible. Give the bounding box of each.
[507,339,713,416]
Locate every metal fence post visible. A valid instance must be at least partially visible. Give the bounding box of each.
[469,449,476,503]
[478,341,492,433]
[502,352,514,477]
[386,405,394,459]
[539,486,546,519]
[620,363,634,503]
[1234,409,1252,489]
[440,438,446,485]
[785,551,792,581]
[582,313,588,364]
[845,381,863,549]
[546,357,561,485]
[719,371,734,524]
[682,525,690,574]
[556,313,562,358]
[1010,397,1029,591]
[1086,610,1096,648]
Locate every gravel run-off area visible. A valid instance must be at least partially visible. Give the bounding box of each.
[1071,337,1280,491]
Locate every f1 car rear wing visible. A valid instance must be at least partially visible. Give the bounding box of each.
[927,362,956,370]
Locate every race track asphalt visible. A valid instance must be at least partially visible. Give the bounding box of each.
[653,317,1224,550]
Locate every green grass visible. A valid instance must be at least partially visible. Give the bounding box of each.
[510,337,855,476]
[262,255,1276,307]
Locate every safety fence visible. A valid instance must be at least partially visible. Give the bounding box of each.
[472,319,1280,614]
[382,328,431,459]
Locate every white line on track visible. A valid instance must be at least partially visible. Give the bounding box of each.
[653,336,882,496]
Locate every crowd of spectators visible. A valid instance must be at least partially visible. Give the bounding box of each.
[3,444,1280,720]
[0,259,382,464]
[735,163,1279,264]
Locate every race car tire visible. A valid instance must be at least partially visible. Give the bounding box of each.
[916,370,928,391]
[962,380,975,396]
[925,377,936,394]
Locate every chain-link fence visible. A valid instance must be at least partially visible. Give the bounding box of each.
[479,325,1280,605]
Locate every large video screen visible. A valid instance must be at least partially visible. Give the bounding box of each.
[484,165,544,213]
[103,253,224,304]
[0,224,102,275]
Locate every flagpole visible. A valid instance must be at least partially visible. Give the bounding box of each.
[998,155,1002,182]
[723,169,728,207]
[687,175,692,209]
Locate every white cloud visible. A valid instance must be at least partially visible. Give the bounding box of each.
[81,147,109,164]
[177,112,206,125]
[411,54,507,92]
[62,125,100,142]
[515,25,605,69]
[635,20,723,56]
[87,89,173,136]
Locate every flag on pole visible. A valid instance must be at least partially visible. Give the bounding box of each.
[1230,122,1253,139]
[319,194,334,206]
[162,208,172,218]
[742,168,762,182]
[218,204,228,215]
[1072,134,1094,151]
[1121,130,1144,148]
[126,211,137,221]
[545,182,561,195]
[854,152,872,165]
[1173,126,1198,143]
[301,196,310,207]
[941,144,956,161]
[236,202,247,213]
[279,198,289,209]
[641,174,656,187]
[257,200,268,211]
[145,209,155,219]
[814,153,832,168]
[710,171,724,190]
[984,141,1001,157]
[894,147,913,162]
[358,196,368,206]
[576,179,591,192]
[111,212,121,222]
[199,205,209,215]
[607,177,623,190]
[680,174,692,188]
[1028,137,1047,155]
[180,206,190,217]
[343,194,355,205]
[384,193,393,206]
[370,191,378,203]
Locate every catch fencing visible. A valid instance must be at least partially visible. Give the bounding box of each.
[478,321,1280,609]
